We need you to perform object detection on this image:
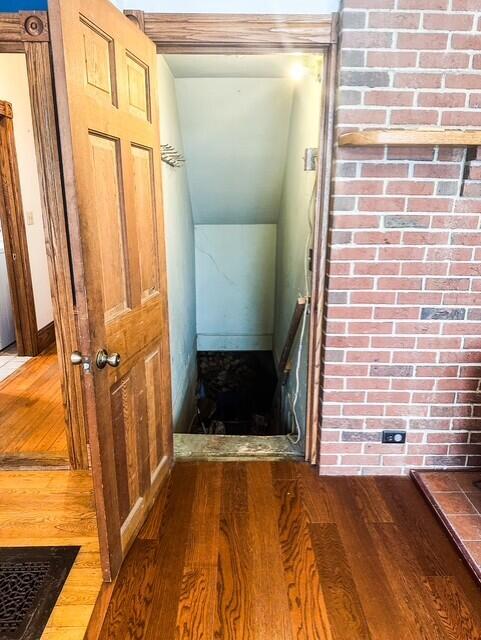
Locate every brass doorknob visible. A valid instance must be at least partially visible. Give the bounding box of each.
[96,349,121,369]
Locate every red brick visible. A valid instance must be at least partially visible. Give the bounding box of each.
[414,164,461,179]
[379,247,425,260]
[367,391,411,403]
[392,379,435,390]
[432,216,478,230]
[449,262,481,276]
[401,262,448,276]
[398,32,448,50]
[420,52,470,69]
[452,0,481,8]
[426,278,470,291]
[361,163,408,178]
[398,0,447,7]
[348,321,394,334]
[366,51,417,68]
[394,73,442,89]
[390,110,439,126]
[335,181,384,196]
[330,247,377,260]
[371,336,415,348]
[342,30,393,49]
[374,306,419,319]
[328,306,373,320]
[427,247,472,261]
[346,351,390,363]
[386,181,434,196]
[445,74,481,90]
[337,108,387,125]
[330,277,374,290]
[396,322,440,334]
[369,12,420,29]
[365,91,414,107]
[358,199,405,213]
[325,336,370,348]
[397,292,442,305]
[452,233,481,246]
[378,277,422,290]
[416,336,462,349]
[393,350,437,363]
[332,214,380,228]
[344,0,394,6]
[407,199,452,213]
[355,262,400,276]
[403,231,450,245]
[451,34,481,50]
[442,111,481,127]
[469,95,481,109]
[344,405,384,416]
[388,147,435,161]
[351,291,397,304]
[417,93,466,108]
[423,13,473,31]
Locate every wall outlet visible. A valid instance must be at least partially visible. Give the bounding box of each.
[382,430,406,444]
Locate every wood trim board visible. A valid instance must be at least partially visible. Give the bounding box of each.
[37,320,56,353]
[339,129,481,147]
[0,101,39,356]
[125,11,337,52]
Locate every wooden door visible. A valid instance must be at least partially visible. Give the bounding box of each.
[49,0,173,580]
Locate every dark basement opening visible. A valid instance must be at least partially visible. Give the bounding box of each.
[193,351,281,436]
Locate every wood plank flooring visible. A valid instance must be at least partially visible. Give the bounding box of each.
[97,461,481,639]
[0,470,101,640]
[0,345,68,459]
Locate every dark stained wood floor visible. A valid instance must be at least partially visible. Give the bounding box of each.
[98,461,481,640]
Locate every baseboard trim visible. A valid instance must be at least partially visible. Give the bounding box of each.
[37,321,56,353]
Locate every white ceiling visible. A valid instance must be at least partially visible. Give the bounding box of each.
[164,54,318,79]
[175,75,293,225]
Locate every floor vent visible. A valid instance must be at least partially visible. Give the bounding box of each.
[0,546,79,640]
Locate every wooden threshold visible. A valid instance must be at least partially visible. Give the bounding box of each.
[339,129,481,147]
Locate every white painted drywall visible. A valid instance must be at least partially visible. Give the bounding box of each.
[158,55,197,432]
[273,65,322,438]
[0,54,53,330]
[195,224,276,351]
[175,77,293,224]
[113,0,340,13]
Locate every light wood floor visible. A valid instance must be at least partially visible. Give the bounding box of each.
[0,346,68,460]
[0,469,101,640]
[98,460,481,640]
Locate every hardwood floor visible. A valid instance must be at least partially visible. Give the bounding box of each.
[0,345,68,461]
[0,470,101,640]
[97,461,481,639]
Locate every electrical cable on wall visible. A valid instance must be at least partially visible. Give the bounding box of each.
[287,175,317,445]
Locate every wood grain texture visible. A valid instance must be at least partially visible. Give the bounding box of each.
[0,12,49,43]
[0,346,68,459]
[339,129,481,147]
[0,103,38,356]
[0,469,101,640]
[49,0,174,580]
[143,13,335,52]
[98,461,481,639]
[25,40,89,469]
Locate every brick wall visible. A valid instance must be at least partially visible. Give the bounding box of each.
[320,0,481,474]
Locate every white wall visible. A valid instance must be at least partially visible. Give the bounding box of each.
[158,55,197,432]
[113,0,339,13]
[195,224,276,351]
[0,54,53,330]
[175,77,292,225]
[273,66,322,438]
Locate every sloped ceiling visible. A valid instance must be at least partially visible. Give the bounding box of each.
[165,55,297,225]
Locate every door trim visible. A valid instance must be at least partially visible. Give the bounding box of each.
[125,12,336,53]
[0,101,38,356]
[125,10,338,466]
[0,13,89,469]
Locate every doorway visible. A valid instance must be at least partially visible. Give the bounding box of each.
[0,55,69,468]
[158,52,325,460]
